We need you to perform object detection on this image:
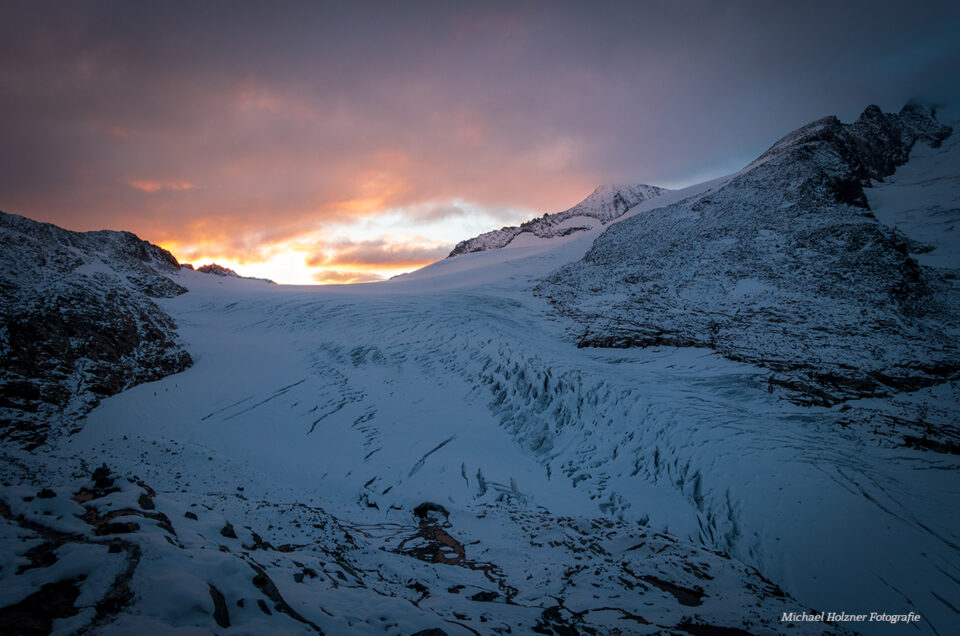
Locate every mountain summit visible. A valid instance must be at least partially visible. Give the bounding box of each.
[448,183,667,257]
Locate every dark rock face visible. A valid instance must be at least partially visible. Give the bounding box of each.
[448,184,667,257]
[0,212,192,448]
[538,104,958,405]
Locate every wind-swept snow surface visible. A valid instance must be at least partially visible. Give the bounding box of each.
[2,105,959,634]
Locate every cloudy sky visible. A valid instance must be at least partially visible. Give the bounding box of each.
[2,1,958,283]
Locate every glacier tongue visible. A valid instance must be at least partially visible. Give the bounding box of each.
[58,254,959,634]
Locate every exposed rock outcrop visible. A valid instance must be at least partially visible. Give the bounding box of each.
[196,263,241,277]
[0,212,192,448]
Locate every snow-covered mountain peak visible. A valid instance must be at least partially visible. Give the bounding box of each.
[447,182,667,257]
[748,103,951,189]
[567,182,667,222]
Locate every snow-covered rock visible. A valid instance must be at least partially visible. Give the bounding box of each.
[184,262,275,283]
[538,104,959,406]
[195,262,241,277]
[0,455,836,635]
[448,183,667,257]
[0,212,192,449]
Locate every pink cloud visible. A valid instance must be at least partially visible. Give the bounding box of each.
[306,237,451,268]
[311,270,385,285]
[127,179,196,193]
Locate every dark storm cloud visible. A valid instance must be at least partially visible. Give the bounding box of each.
[1,0,959,261]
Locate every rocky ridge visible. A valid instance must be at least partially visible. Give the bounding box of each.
[0,212,192,448]
[538,104,959,406]
[181,262,276,284]
[448,183,667,257]
[194,262,241,277]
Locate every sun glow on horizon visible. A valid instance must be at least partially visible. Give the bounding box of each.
[159,239,435,285]
[156,197,536,285]
[175,250,415,285]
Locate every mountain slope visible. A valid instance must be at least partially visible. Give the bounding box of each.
[539,104,959,406]
[448,183,666,257]
[868,122,960,271]
[0,212,193,449]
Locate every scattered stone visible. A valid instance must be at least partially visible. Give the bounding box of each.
[209,583,230,628]
[413,502,449,525]
[0,576,85,633]
[95,521,140,536]
[137,493,155,510]
[641,574,704,607]
[92,465,114,489]
[15,541,59,574]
